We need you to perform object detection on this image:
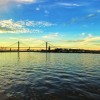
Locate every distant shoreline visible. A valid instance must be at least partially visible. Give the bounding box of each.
[0,51,100,54]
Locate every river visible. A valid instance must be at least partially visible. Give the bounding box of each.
[0,53,100,100]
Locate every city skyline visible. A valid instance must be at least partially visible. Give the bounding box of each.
[0,0,100,50]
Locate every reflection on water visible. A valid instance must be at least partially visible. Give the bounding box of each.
[0,53,100,100]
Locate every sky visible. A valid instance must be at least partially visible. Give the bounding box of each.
[0,0,100,50]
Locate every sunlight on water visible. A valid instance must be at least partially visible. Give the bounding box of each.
[0,53,100,100]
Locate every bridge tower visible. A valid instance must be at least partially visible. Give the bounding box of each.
[46,42,48,52]
[18,41,20,52]
[48,46,51,52]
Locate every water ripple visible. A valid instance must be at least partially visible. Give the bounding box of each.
[0,53,100,100]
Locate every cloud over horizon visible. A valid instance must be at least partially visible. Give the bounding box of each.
[0,19,54,34]
[0,0,38,11]
[43,33,59,39]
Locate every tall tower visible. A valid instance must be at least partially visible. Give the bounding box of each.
[18,41,20,52]
[46,42,48,52]
[48,46,51,52]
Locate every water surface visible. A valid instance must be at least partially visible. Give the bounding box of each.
[0,53,100,100]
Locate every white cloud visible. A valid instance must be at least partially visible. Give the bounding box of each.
[80,32,93,37]
[67,12,99,25]
[0,19,54,34]
[10,37,38,42]
[81,32,86,36]
[15,0,36,3]
[85,14,97,19]
[17,20,55,27]
[44,10,49,14]
[83,36,100,43]
[0,19,43,34]
[60,36,100,50]
[0,0,36,5]
[97,10,100,13]
[0,0,37,10]
[17,4,22,7]
[43,33,59,39]
[57,2,81,7]
[36,21,55,27]
[36,7,40,11]
[61,35,100,44]
[88,33,92,37]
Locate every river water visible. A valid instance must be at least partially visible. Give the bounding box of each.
[0,53,100,100]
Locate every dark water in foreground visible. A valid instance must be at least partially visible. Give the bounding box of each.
[0,53,100,100]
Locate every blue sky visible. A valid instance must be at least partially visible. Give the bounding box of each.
[0,0,100,49]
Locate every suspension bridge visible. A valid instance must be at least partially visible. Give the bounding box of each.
[0,41,60,52]
[0,41,100,53]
